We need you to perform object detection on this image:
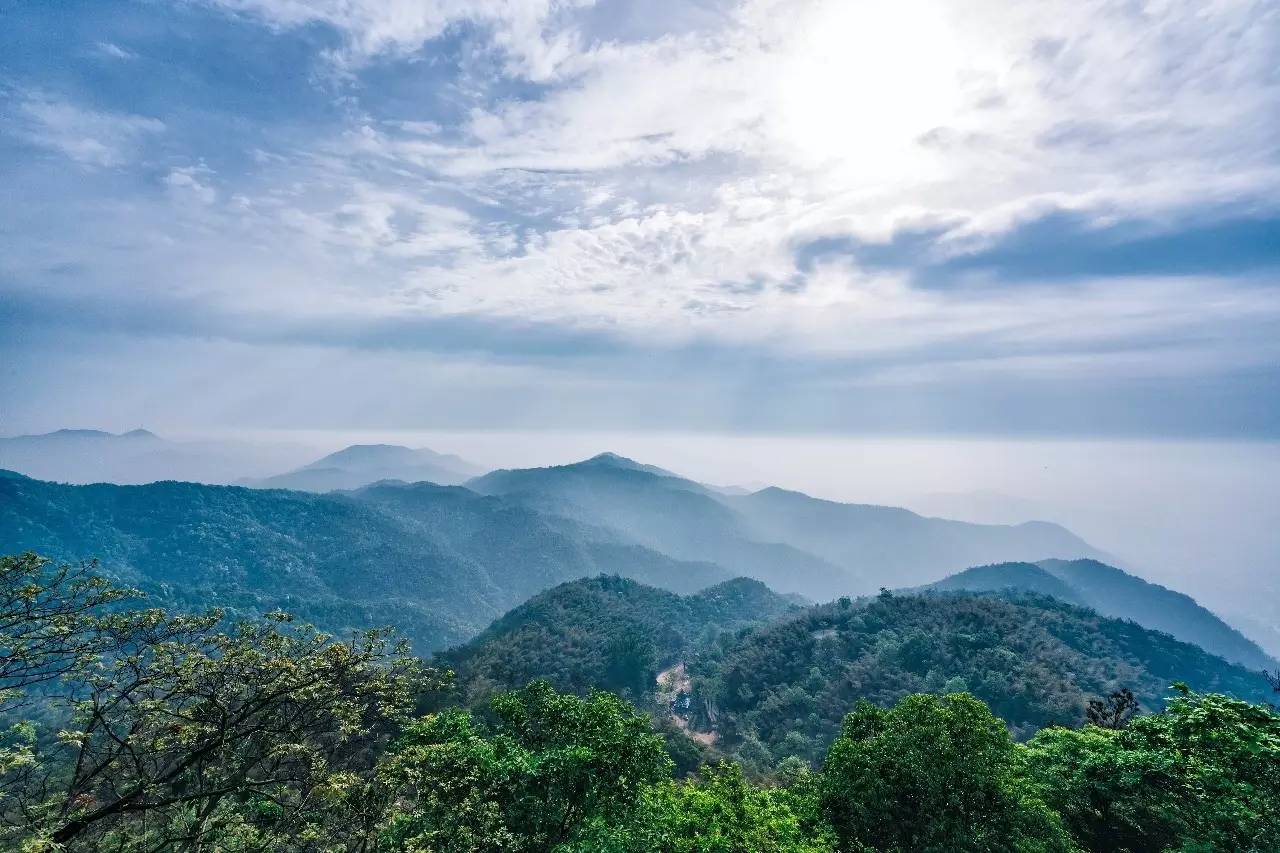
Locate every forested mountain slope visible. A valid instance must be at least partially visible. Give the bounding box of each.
[691,590,1272,767]
[0,474,731,651]
[469,454,1104,598]
[927,560,1275,668]
[438,574,800,702]
[468,455,854,599]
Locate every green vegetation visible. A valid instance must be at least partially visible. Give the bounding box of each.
[3,552,1280,851]
[930,559,1274,668]
[0,476,732,653]
[438,574,798,703]
[692,590,1270,766]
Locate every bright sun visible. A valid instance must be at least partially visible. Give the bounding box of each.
[773,0,967,179]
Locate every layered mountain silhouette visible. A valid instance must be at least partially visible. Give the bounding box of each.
[926,559,1273,669]
[468,453,1102,599]
[0,428,309,485]
[0,473,730,651]
[251,443,483,491]
[1,449,1265,676]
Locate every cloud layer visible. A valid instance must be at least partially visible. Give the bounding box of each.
[0,0,1277,434]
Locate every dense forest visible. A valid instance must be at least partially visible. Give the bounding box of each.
[440,577,1272,771]
[3,466,1269,670]
[928,559,1273,668]
[3,552,1278,852]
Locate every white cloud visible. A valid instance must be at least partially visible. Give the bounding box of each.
[12,92,164,167]
[200,0,592,77]
[8,0,1279,388]
[164,165,218,205]
[95,41,139,60]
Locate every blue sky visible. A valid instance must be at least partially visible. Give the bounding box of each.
[2,0,1278,437]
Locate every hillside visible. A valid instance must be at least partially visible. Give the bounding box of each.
[688,590,1272,768]
[438,574,800,702]
[926,560,1274,669]
[0,475,732,652]
[251,443,483,490]
[725,486,1101,589]
[468,455,856,599]
[469,455,1104,599]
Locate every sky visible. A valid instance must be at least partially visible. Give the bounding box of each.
[1,0,1278,438]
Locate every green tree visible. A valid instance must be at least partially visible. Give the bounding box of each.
[1024,687,1280,852]
[378,679,671,852]
[820,693,1075,852]
[0,553,139,714]
[573,761,835,852]
[3,604,428,851]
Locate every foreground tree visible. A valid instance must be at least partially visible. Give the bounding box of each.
[0,553,432,851]
[820,693,1075,852]
[0,553,138,713]
[1025,686,1280,853]
[378,679,671,852]
[571,761,836,853]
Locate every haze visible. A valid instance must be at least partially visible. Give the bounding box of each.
[2,4,1277,647]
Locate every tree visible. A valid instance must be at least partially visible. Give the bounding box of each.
[3,605,429,851]
[572,761,836,852]
[0,553,139,713]
[378,679,671,852]
[1025,687,1280,853]
[1084,688,1138,729]
[820,693,1075,852]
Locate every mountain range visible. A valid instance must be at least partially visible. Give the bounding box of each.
[925,560,1274,670]
[468,454,1100,599]
[248,443,483,490]
[0,428,314,485]
[434,574,1274,769]
[0,446,1271,670]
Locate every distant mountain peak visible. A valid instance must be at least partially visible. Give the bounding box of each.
[119,428,160,440]
[575,452,682,479]
[43,428,114,438]
[254,442,482,492]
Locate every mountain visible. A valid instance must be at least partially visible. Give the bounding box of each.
[925,560,1275,669]
[690,590,1273,768]
[437,574,800,703]
[251,443,483,491]
[926,562,1083,604]
[0,428,312,485]
[724,486,1102,589]
[469,454,1104,599]
[467,455,855,600]
[0,475,731,653]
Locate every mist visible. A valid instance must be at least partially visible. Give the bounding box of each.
[158,427,1270,656]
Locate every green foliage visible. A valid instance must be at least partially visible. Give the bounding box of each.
[4,552,1279,852]
[572,762,835,852]
[932,560,1274,670]
[700,591,1270,764]
[0,552,139,713]
[378,680,672,852]
[439,575,796,704]
[0,555,436,851]
[16,615,429,851]
[0,477,733,655]
[820,693,1075,853]
[1024,687,1280,852]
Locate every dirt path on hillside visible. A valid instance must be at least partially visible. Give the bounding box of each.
[656,663,718,746]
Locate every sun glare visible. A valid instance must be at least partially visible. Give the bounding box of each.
[774,0,965,179]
